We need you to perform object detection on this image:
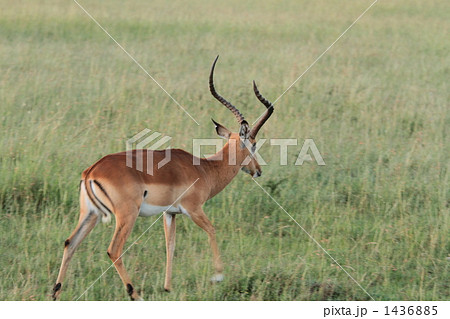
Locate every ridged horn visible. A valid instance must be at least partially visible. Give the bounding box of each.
[209,55,246,125]
[249,80,274,138]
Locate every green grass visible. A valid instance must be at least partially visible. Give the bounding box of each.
[0,0,448,300]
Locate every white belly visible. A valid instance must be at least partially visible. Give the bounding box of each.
[138,202,181,217]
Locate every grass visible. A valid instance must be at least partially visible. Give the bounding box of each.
[0,0,449,300]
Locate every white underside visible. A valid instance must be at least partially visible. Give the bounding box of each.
[139,202,190,218]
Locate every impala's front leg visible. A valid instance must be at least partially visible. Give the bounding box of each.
[188,207,224,282]
[163,213,176,291]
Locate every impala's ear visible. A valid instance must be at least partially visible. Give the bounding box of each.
[239,120,250,148]
[211,118,231,139]
[239,120,250,140]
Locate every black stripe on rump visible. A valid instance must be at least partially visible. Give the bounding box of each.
[91,180,113,215]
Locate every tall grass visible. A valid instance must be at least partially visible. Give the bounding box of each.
[0,0,448,300]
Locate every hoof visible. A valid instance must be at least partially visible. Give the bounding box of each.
[130,294,144,301]
[210,273,224,283]
[52,283,62,300]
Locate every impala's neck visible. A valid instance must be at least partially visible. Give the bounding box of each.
[202,140,247,199]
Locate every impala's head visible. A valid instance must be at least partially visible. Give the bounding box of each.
[209,56,274,178]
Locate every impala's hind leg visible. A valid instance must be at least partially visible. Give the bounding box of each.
[53,187,99,300]
[107,205,141,300]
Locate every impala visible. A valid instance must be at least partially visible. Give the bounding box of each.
[52,56,274,300]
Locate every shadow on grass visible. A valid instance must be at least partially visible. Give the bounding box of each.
[210,270,356,301]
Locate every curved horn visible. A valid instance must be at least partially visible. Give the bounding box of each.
[250,80,274,138]
[209,56,246,125]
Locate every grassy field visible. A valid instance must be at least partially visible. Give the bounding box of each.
[0,0,448,301]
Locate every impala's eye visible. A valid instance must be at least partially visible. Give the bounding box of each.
[251,143,256,154]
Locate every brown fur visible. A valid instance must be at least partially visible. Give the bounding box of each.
[53,57,273,300]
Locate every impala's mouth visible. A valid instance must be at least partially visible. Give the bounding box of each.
[241,167,261,178]
[253,170,262,178]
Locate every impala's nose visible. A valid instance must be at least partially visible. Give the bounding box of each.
[253,170,262,178]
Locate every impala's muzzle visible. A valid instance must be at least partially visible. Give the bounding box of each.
[241,166,262,178]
